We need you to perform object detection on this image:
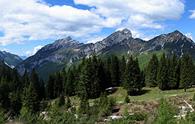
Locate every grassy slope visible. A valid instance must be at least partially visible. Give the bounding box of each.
[137,51,165,69]
[109,87,195,102]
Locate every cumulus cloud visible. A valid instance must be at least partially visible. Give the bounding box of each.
[26,45,43,56]
[0,0,184,45]
[0,0,111,45]
[189,10,195,19]
[74,0,184,30]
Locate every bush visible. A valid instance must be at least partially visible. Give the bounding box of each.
[193,93,195,101]
[153,98,177,124]
[58,95,65,107]
[0,110,6,124]
[124,95,130,103]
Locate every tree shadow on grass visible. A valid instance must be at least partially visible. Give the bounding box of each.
[128,89,151,96]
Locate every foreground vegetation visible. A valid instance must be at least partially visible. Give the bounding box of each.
[0,53,195,123]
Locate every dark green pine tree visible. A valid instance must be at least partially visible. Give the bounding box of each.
[157,54,168,90]
[132,58,144,93]
[120,56,126,84]
[76,60,90,99]
[58,94,65,107]
[145,54,159,87]
[180,54,194,92]
[53,73,64,98]
[9,90,22,116]
[105,57,112,88]
[30,69,43,100]
[123,56,134,91]
[65,96,71,109]
[46,75,55,99]
[124,56,143,95]
[22,82,40,113]
[22,70,30,88]
[65,69,75,96]
[90,56,101,98]
[110,56,120,86]
[167,54,180,89]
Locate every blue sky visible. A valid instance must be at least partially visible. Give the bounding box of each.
[0,0,194,57]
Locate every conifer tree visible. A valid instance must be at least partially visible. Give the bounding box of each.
[124,56,143,95]
[145,54,159,87]
[22,82,40,113]
[120,56,126,84]
[65,69,75,96]
[46,75,55,99]
[157,53,168,90]
[167,54,180,89]
[180,54,194,92]
[30,69,43,100]
[110,55,120,86]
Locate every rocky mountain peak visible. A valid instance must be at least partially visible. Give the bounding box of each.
[120,28,132,37]
[167,30,193,43]
[54,36,79,45]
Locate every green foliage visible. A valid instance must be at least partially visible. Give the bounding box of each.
[0,110,6,124]
[65,96,71,109]
[47,105,77,124]
[193,93,195,101]
[98,95,115,117]
[78,98,90,114]
[124,56,144,95]
[58,95,65,107]
[9,90,22,116]
[110,112,147,124]
[19,106,43,124]
[157,53,168,90]
[22,82,40,113]
[124,95,130,103]
[110,55,120,86]
[153,98,176,124]
[145,54,159,87]
[180,54,194,92]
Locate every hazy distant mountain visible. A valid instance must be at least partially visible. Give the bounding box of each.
[0,51,23,68]
[16,29,195,79]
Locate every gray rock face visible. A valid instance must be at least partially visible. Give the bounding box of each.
[16,29,195,78]
[0,51,23,68]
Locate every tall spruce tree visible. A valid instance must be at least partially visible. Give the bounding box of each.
[124,56,143,95]
[180,54,194,92]
[65,69,75,96]
[167,54,180,89]
[22,82,40,113]
[145,54,159,87]
[120,56,126,84]
[30,69,43,100]
[157,53,168,90]
[110,55,120,86]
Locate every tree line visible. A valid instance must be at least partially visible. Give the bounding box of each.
[0,53,195,119]
[145,53,195,91]
[46,55,145,100]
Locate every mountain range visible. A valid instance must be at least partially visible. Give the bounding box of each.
[0,51,23,68]
[5,29,195,79]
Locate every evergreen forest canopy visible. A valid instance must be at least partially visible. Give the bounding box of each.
[0,53,195,123]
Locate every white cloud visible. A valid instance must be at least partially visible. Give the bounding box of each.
[74,0,184,30]
[189,10,195,19]
[26,45,43,56]
[0,0,110,45]
[0,0,184,45]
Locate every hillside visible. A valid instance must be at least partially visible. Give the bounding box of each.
[0,51,23,68]
[16,29,195,80]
